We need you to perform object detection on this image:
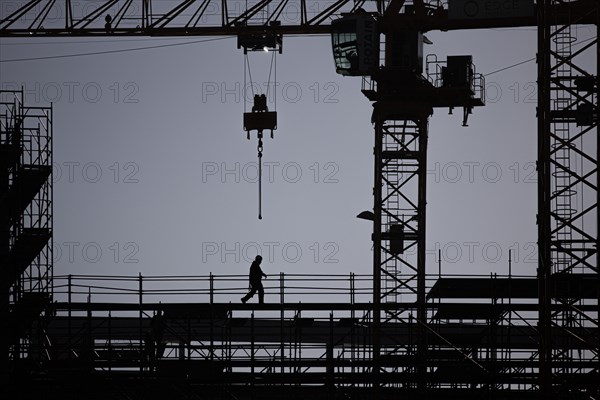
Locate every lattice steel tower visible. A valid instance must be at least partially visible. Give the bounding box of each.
[537,1,599,397]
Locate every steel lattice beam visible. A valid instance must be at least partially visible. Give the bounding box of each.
[0,0,598,37]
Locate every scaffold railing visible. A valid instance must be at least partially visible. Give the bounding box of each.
[52,273,374,305]
[51,272,538,305]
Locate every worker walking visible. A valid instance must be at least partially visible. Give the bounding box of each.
[241,255,268,304]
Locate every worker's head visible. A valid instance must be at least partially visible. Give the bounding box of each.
[255,255,263,263]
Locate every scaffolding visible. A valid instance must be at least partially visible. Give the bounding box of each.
[1,89,53,368]
[2,272,583,399]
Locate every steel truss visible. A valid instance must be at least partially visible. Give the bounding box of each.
[0,0,381,36]
[371,104,431,396]
[0,0,597,37]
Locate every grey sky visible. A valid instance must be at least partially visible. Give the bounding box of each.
[1,20,596,300]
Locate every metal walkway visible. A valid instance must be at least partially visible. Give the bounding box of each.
[13,273,597,399]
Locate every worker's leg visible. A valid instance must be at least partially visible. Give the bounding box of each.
[241,285,257,303]
[257,282,264,304]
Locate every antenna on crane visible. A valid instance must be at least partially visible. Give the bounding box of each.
[238,26,282,220]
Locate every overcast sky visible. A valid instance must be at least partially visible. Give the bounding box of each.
[1,5,596,303]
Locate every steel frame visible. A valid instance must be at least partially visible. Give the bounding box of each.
[0,272,594,398]
[537,1,599,398]
[1,0,597,37]
[371,106,431,396]
[1,89,53,367]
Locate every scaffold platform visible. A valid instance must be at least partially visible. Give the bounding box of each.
[9,273,597,400]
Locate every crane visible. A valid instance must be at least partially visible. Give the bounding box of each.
[1,1,598,399]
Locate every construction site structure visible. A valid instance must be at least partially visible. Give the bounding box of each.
[0,89,53,379]
[1,0,598,399]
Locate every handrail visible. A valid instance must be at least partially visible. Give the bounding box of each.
[51,272,534,305]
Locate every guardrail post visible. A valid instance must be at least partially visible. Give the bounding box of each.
[108,310,112,375]
[327,312,334,397]
[251,311,255,393]
[350,273,355,305]
[138,273,143,306]
[86,290,92,370]
[210,272,214,304]
[280,272,284,304]
[138,273,143,372]
[68,274,72,358]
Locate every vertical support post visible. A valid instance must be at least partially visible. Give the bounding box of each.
[280,272,284,304]
[596,15,600,390]
[210,272,214,304]
[0,117,8,379]
[86,288,92,370]
[68,274,72,358]
[350,272,355,305]
[537,1,552,396]
[49,103,54,300]
[509,249,512,278]
[65,0,71,29]
[251,311,255,397]
[227,309,232,373]
[138,273,143,373]
[108,310,112,376]
[327,312,334,398]
[210,304,214,361]
[417,118,428,397]
[141,0,147,29]
[372,119,383,398]
[280,302,284,376]
[295,309,301,374]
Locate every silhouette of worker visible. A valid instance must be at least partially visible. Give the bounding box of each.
[150,310,166,360]
[241,255,268,304]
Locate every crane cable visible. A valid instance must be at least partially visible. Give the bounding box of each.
[243,52,261,218]
[257,49,277,220]
[244,50,273,220]
[248,53,263,219]
[266,48,277,113]
[243,53,256,114]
